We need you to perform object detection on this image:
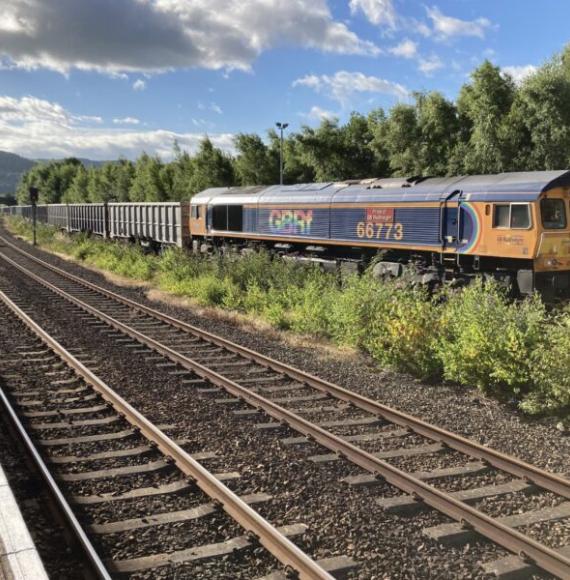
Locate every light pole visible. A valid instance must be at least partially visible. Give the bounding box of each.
[275,121,288,186]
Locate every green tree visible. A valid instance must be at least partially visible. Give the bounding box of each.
[187,138,235,194]
[86,167,107,202]
[367,108,390,177]
[129,153,166,201]
[293,114,382,182]
[269,130,314,184]
[415,92,459,176]
[373,104,420,176]
[504,63,570,170]
[455,60,515,173]
[343,112,385,178]
[234,133,279,185]
[295,119,346,181]
[16,158,82,203]
[113,159,136,201]
[63,165,89,202]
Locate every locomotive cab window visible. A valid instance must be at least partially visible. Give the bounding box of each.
[212,205,227,230]
[511,204,530,229]
[211,204,243,231]
[191,205,198,219]
[541,198,566,229]
[493,203,531,229]
[493,205,510,228]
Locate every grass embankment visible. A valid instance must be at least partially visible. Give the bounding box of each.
[6,217,570,418]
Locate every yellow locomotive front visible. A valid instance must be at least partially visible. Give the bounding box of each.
[533,188,570,295]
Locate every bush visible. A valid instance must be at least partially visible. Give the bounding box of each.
[524,312,570,414]
[328,274,379,347]
[363,280,441,380]
[436,280,547,398]
[288,274,335,337]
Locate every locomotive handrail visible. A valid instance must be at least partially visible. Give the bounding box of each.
[438,188,461,247]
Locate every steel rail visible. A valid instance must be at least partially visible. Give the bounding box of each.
[1,250,570,578]
[0,285,332,580]
[1,233,569,500]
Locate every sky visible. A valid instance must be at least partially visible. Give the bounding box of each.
[0,0,568,161]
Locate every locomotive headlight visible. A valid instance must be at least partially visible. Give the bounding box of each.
[546,258,560,267]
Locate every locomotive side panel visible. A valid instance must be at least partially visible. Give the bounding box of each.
[331,204,442,250]
[257,206,328,240]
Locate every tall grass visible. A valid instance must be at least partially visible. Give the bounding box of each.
[5,216,569,417]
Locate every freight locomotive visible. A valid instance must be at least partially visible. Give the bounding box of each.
[4,170,570,297]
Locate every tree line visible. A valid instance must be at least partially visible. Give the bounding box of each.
[16,45,570,205]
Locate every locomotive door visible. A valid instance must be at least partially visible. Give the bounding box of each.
[189,204,207,236]
[441,189,462,250]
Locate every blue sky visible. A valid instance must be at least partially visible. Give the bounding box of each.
[0,0,568,160]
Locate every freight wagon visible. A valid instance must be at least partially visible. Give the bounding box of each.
[3,202,188,248]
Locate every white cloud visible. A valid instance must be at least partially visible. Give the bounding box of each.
[349,0,398,29]
[414,20,431,37]
[502,65,538,84]
[0,95,234,160]
[112,117,140,125]
[133,79,146,91]
[418,55,444,75]
[347,1,432,41]
[293,71,408,106]
[0,0,378,75]
[426,6,493,40]
[387,38,442,76]
[389,39,417,59]
[302,106,337,122]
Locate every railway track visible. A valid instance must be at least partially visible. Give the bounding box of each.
[0,232,570,578]
[0,289,335,578]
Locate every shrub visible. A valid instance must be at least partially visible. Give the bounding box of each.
[363,280,441,380]
[288,274,335,337]
[524,312,570,414]
[328,273,382,348]
[436,280,547,398]
[189,274,229,305]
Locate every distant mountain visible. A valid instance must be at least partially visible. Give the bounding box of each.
[33,157,107,167]
[0,151,108,196]
[0,151,35,194]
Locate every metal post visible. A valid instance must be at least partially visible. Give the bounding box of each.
[275,122,288,186]
[32,204,36,246]
[279,127,283,186]
[29,187,38,246]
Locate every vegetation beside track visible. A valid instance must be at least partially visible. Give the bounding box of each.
[6,216,570,419]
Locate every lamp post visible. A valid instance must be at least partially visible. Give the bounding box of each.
[275,121,288,186]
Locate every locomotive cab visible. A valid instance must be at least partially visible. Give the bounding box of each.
[534,191,570,294]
